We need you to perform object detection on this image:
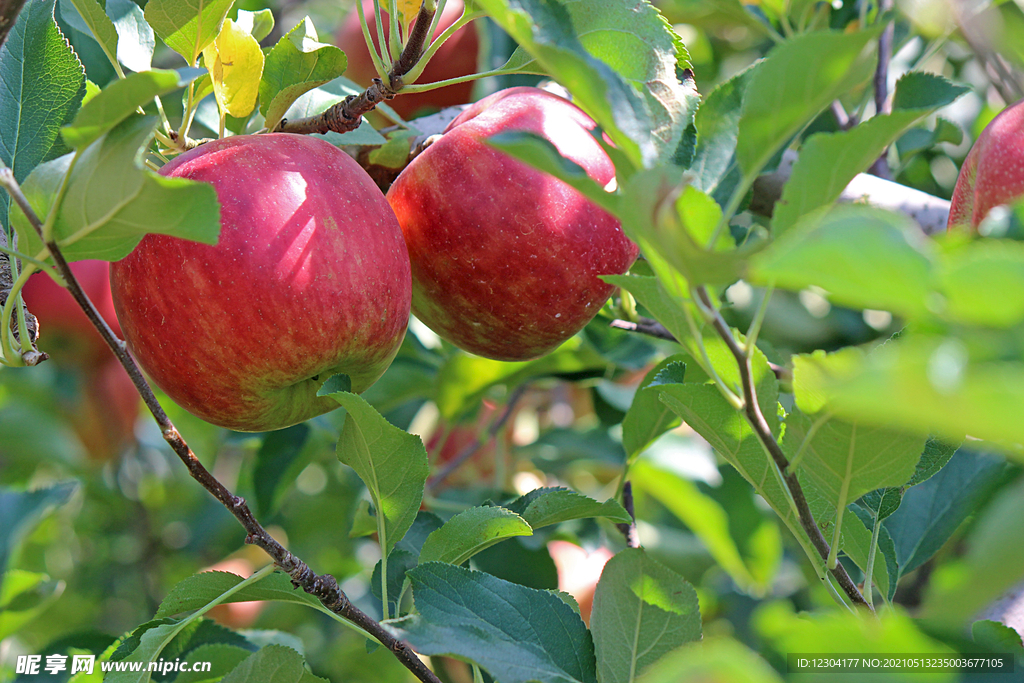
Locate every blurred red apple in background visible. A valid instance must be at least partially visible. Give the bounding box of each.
[110,134,412,432]
[949,99,1024,232]
[22,260,123,364]
[548,540,613,624]
[386,87,638,361]
[22,260,139,460]
[336,0,479,119]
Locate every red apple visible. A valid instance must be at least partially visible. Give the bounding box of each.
[21,259,123,364]
[949,99,1024,231]
[336,0,479,119]
[386,87,638,361]
[110,134,412,432]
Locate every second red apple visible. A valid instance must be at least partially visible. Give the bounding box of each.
[386,87,638,361]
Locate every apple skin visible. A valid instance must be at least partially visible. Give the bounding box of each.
[21,259,124,363]
[949,100,1024,231]
[386,87,638,361]
[110,134,412,432]
[336,0,479,119]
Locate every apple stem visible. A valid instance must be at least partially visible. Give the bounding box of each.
[275,1,437,136]
[692,286,874,613]
[0,165,445,683]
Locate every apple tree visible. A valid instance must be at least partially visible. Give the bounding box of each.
[2,0,1024,681]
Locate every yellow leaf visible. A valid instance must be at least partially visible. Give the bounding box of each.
[203,18,264,120]
[391,0,422,31]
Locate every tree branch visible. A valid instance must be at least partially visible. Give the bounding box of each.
[869,6,895,180]
[0,172,442,683]
[693,286,872,611]
[275,1,437,135]
[0,0,28,51]
[609,317,792,382]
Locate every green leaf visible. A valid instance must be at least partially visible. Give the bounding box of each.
[107,0,155,72]
[635,637,784,683]
[736,27,879,178]
[144,0,234,66]
[0,0,85,230]
[235,8,274,42]
[908,437,961,487]
[259,17,348,132]
[172,644,255,683]
[474,0,657,168]
[504,487,632,528]
[389,563,597,683]
[321,391,428,555]
[688,63,754,206]
[793,336,1024,446]
[884,448,1008,578]
[751,205,936,320]
[253,424,312,517]
[419,506,532,565]
[435,340,606,420]
[155,570,321,618]
[61,68,193,149]
[590,548,701,683]
[854,486,903,522]
[501,0,697,165]
[485,131,620,214]
[632,460,778,595]
[921,477,1024,632]
[772,73,968,235]
[649,346,824,574]
[68,0,119,66]
[783,409,925,512]
[621,356,686,461]
[939,239,1024,328]
[222,645,325,683]
[12,115,220,262]
[972,620,1024,652]
[0,570,64,641]
[0,482,78,576]
[756,603,953,669]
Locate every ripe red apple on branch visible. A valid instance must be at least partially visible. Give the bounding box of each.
[948,99,1024,231]
[336,0,479,119]
[110,134,412,432]
[387,87,638,361]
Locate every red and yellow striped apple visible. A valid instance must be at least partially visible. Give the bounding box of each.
[110,134,411,432]
[386,87,637,361]
[949,99,1024,232]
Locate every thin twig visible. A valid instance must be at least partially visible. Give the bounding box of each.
[869,5,895,180]
[615,481,640,549]
[0,171,442,683]
[693,286,872,612]
[609,317,792,383]
[427,385,528,492]
[275,1,437,135]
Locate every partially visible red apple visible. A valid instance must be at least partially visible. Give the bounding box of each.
[336,0,479,119]
[110,134,412,432]
[949,99,1024,232]
[21,260,123,364]
[70,356,140,461]
[203,558,265,628]
[386,87,638,361]
[548,540,613,624]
